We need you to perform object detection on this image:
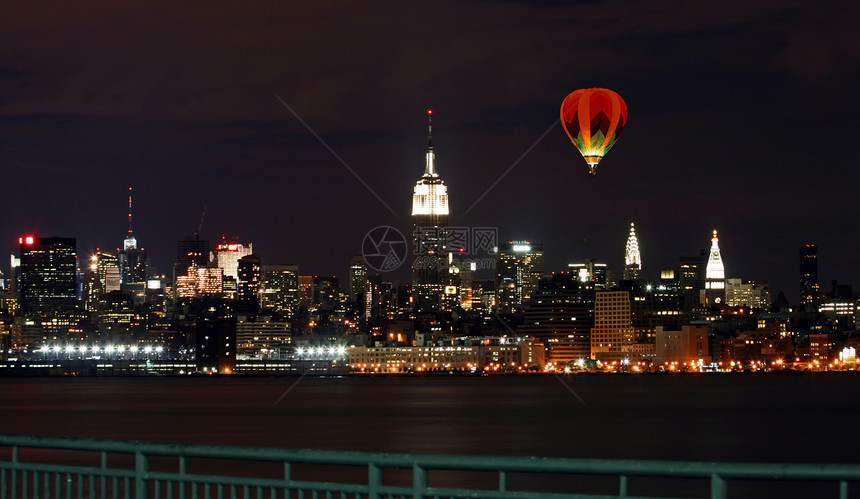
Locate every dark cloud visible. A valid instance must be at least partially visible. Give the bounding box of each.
[0,0,858,300]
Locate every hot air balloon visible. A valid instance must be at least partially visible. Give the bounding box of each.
[560,88,627,176]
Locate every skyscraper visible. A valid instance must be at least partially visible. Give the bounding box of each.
[260,264,299,316]
[495,241,544,315]
[799,244,819,306]
[236,254,262,305]
[702,230,726,306]
[349,255,368,304]
[212,239,253,283]
[622,222,641,281]
[118,187,147,285]
[411,110,451,313]
[17,236,77,316]
[176,236,210,278]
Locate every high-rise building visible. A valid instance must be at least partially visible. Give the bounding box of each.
[678,251,706,292]
[93,249,121,294]
[260,264,299,315]
[349,255,368,304]
[411,110,451,313]
[590,290,651,361]
[212,239,253,282]
[176,236,210,278]
[118,188,147,285]
[17,236,77,316]
[622,222,642,281]
[702,230,726,306]
[236,254,262,304]
[495,241,544,315]
[799,244,820,306]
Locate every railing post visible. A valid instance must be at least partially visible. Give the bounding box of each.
[135,451,148,499]
[710,473,727,499]
[412,464,427,499]
[498,470,507,492]
[619,475,628,497]
[840,480,848,499]
[367,463,381,499]
[10,446,17,499]
[102,450,109,499]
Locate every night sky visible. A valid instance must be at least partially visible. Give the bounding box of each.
[2,1,858,303]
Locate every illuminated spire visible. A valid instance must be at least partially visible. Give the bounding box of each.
[623,222,641,280]
[412,110,449,216]
[624,222,641,268]
[123,187,137,250]
[424,109,436,176]
[706,230,725,280]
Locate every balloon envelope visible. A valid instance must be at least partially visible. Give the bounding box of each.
[560,88,627,176]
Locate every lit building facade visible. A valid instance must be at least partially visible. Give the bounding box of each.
[622,222,641,281]
[260,264,299,316]
[17,236,78,316]
[175,266,224,298]
[654,325,710,367]
[725,279,770,309]
[236,316,293,359]
[347,338,545,372]
[212,240,253,283]
[567,260,617,290]
[411,111,451,313]
[590,290,653,361]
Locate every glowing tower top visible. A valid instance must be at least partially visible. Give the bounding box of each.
[623,222,641,281]
[705,230,725,280]
[411,110,449,216]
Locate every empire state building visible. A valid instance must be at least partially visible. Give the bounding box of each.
[411,110,450,313]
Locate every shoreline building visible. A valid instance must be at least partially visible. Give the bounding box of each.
[623,222,641,281]
[520,273,594,365]
[590,289,654,362]
[411,111,452,313]
[702,230,726,306]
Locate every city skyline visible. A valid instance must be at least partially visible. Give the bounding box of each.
[2,1,858,303]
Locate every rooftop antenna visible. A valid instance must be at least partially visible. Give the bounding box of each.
[195,205,207,240]
[127,187,134,236]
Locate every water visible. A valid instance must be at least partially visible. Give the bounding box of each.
[1,373,856,464]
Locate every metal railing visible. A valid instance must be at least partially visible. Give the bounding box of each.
[1,434,858,498]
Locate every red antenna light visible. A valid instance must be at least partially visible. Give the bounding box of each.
[427,109,432,115]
